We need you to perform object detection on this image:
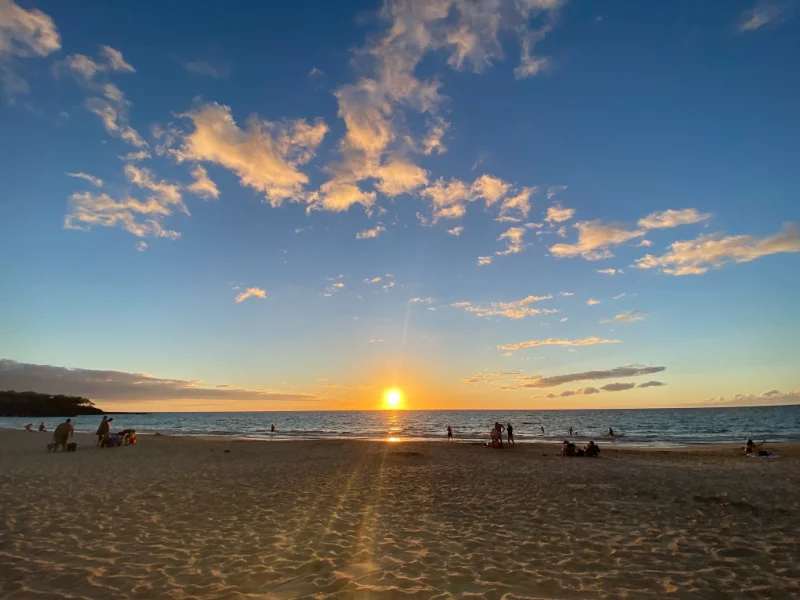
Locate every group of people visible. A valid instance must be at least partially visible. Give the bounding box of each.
[30,416,136,451]
[23,422,48,433]
[488,422,514,448]
[562,439,600,457]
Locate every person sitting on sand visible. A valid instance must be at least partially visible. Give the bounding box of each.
[447,426,453,441]
[24,423,33,432]
[744,439,768,455]
[562,441,576,457]
[38,422,46,432]
[585,441,600,457]
[52,419,74,451]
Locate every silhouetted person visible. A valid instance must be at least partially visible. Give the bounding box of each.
[38,422,46,432]
[507,423,514,445]
[53,419,74,451]
[447,426,453,441]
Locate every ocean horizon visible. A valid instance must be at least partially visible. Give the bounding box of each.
[5,404,799,447]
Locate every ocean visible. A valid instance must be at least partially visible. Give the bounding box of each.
[3,405,799,447]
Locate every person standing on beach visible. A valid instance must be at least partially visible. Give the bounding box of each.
[608,427,615,437]
[39,422,46,432]
[568,427,573,436]
[271,424,275,434]
[506,423,514,445]
[541,426,545,434]
[447,426,453,441]
[96,416,108,446]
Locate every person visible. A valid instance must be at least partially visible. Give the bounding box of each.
[52,419,74,451]
[447,425,453,441]
[608,427,615,437]
[24,423,33,432]
[96,416,108,446]
[271,424,275,434]
[585,440,600,457]
[97,417,112,446]
[540,426,545,434]
[506,423,514,446]
[495,422,505,448]
[489,427,502,448]
[120,429,136,445]
[562,441,576,457]
[568,427,573,436]
[745,439,768,455]
[38,422,46,432]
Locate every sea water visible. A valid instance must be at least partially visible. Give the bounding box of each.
[3,405,799,447]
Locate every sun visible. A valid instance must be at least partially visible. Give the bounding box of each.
[383,388,403,409]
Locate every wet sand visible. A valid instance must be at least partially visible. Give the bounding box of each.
[1,429,799,599]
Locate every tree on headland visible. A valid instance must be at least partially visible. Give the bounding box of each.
[0,390,104,417]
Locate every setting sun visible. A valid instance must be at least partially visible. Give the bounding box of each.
[383,388,403,410]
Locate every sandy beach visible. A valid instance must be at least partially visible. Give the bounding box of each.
[1,430,799,599]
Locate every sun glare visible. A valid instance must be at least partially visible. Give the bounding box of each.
[383,388,403,410]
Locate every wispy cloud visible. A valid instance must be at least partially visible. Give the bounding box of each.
[453,294,553,320]
[411,297,435,304]
[369,338,384,343]
[638,208,711,230]
[187,165,220,199]
[235,287,267,303]
[478,256,492,266]
[705,388,800,406]
[364,276,382,284]
[545,204,575,224]
[587,298,601,306]
[496,226,526,256]
[499,337,620,352]
[596,268,621,276]
[136,241,147,252]
[605,309,645,323]
[0,359,314,404]
[634,225,800,275]
[0,0,61,98]
[738,0,794,32]
[638,380,666,388]
[323,281,345,297]
[356,223,386,239]
[506,365,666,388]
[185,58,231,79]
[66,172,103,187]
[447,226,464,236]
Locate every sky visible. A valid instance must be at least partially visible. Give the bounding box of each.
[0,0,799,412]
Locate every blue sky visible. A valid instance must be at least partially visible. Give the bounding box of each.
[0,0,798,411]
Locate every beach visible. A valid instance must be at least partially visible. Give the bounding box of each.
[1,430,799,599]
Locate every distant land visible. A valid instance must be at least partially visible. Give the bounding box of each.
[0,390,146,417]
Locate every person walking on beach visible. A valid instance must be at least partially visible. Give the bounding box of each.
[447,426,453,441]
[271,424,275,435]
[506,423,514,446]
[53,419,74,451]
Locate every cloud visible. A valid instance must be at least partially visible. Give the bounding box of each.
[66,172,103,187]
[638,380,665,388]
[635,239,653,247]
[64,191,181,240]
[235,287,267,303]
[551,208,711,260]
[596,268,621,276]
[187,165,220,199]
[738,0,793,32]
[510,365,666,388]
[704,388,800,406]
[411,297,435,304]
[185,58,230,79]
[547,185,567,200]
[447,226,464,236]
[136,241,147,252]
[587,298,601,306]
[499,337,620,352]
[560,291,573,296]
[382,280,395,290]
[634,224,800,275]
[613,293,626,300]
[478,255,492,266]
[544,386,600,398]
[638,208,711,230]
[472,174,511,206]
[560,317,568,322]
[369,338,384,343]
[308,67,323,78]
[124,164,186,212]
[421,116,448,155]
[119,150,151,162]
[0,359,314,404]
[460,370,523,384]
[453,294,553,320]
[551,220,645,260]
[0,0,60,97]
[496,226,526,255]
[499,187,534,219]
[421,178,472,222]
[364,276,382,284]
[100,46,134,73]
[324,281,345,296]
[356,223,386,239]
[545,204,575,224]
[373,157,428,196]
[601,382,636,392]
[176,102,327,207]
[608,309,645,323]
